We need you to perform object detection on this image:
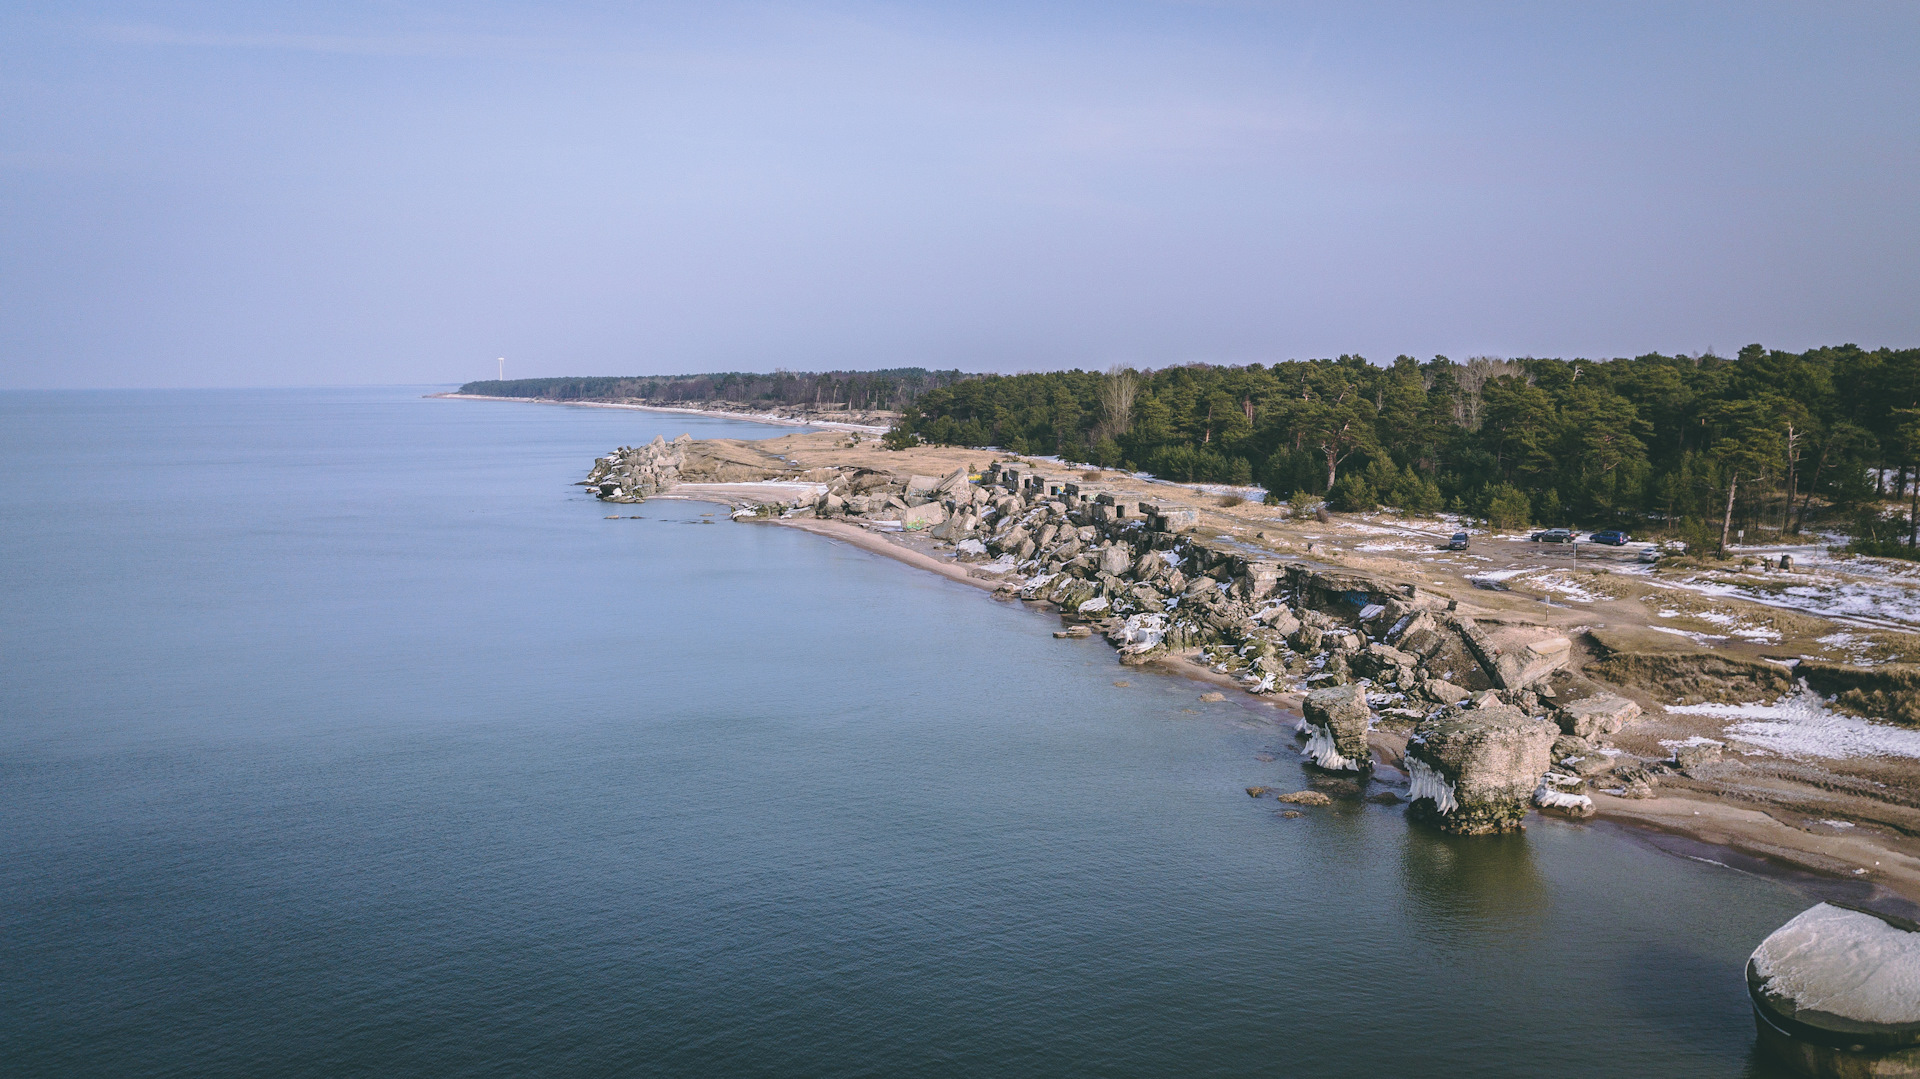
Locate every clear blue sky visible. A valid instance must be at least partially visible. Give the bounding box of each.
[3,1,1917,388]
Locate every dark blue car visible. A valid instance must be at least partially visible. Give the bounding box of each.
[1589,529,1630,545]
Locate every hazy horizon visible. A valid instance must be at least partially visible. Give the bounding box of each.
[4,1,1917,389]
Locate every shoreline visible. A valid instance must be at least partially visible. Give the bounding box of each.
[739,506,1920,910]
[427,392,892,433]
[603,437,1920,912]
[753,512,1920,911]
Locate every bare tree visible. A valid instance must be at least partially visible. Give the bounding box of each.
[1098,365,1138,439]
[1452,356,1524,429]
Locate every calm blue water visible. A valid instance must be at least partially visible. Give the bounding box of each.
[2,387,1806,1077]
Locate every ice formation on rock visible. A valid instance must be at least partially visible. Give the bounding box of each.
[1300,721,1359,771]
[1407,756,1458,815]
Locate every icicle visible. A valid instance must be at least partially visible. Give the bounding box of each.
[1301,721,1358,771]
[1407,757,1458,814]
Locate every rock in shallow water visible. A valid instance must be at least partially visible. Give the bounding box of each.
[1300,683,1372,772]
[1405,705,1557,834]
[1750,903,1920,1077]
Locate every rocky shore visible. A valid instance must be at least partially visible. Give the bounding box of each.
[566,427,1920,905]
[544,421,1920,1076]
[784,458,1626,834]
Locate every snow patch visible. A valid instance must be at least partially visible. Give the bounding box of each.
[1115,613,1167,654]
[1531,572,1600,603]
[1655,573,1920,631]
[1669,686,1920,761]
[1661,736,1726,750]
[1647,625,1731,645]
[1533,782,1593,813]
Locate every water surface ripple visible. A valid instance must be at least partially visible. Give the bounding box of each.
[0,388,1803,1077]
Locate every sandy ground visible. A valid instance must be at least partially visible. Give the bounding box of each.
[773,516,1001,592]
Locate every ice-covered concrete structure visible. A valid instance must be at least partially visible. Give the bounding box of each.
[1749,903,1920,1077]
[1404,705,1557,834]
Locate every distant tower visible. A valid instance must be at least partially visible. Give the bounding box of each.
[498,357,505,380]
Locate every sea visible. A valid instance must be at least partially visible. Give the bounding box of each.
[0,386,1811,1077]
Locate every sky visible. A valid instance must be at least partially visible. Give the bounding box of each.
[2,2,1917,388]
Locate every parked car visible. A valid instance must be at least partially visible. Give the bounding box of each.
[1638,546,1661,563]
[1589,529,1630,546]
[1530,528,1574,543]
[1448,532,1470,550]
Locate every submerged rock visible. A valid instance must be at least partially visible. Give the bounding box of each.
[1277,790,1332,805]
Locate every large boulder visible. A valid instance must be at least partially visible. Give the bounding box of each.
[1406,705,1557,834]
[1556,694,1642,740]
[934,466,971,497]
[1492,636,1572,689]
[1256,605,1302,637]
[1391,610,1446,658]
[930,511,976,540]
[1236,561,1283,602]
[900,502,947,529]
[1143,505,1200,532]
[1299,683,1372,772]
[1352,642,1417,680]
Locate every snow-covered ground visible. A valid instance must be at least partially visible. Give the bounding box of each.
[1647,571,1920,632]
[1355,539,1441,553]
[1648,625,1731,646]
[1463,566,1603,602]
[1530,571,1603,603]
[1669,689,1920,761]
